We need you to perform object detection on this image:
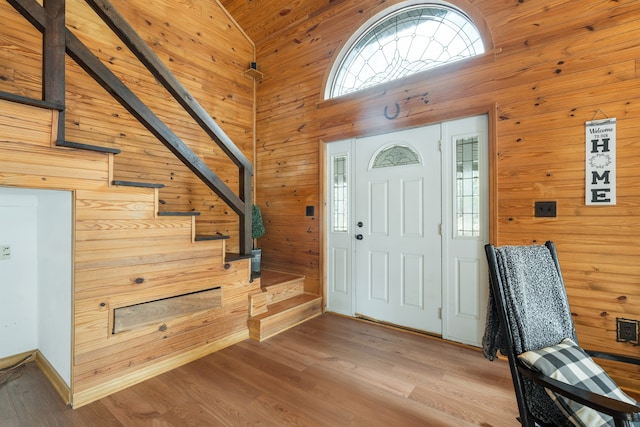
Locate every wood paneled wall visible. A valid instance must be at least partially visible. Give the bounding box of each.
[221,0,640,390]
[0,99,260,406]
[3,0,640,397]
[1,0,255,251]
[0,0,258,406]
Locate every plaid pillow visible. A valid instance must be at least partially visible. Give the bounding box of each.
[518,338,638,427]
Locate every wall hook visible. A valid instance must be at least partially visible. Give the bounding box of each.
[591,108,609,121]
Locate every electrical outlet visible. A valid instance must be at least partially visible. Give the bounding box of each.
[535,201,557,217]
[616,318,639,344]
[0,245,10,260]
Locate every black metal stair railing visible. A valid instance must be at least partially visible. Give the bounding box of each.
[7,0,253,255]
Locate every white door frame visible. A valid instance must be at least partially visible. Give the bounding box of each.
[321,107,496,343]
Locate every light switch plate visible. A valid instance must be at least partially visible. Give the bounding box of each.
[534,201,557,217]
[1,245,10,260]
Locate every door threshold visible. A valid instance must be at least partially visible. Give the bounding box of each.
[354,313,442,339]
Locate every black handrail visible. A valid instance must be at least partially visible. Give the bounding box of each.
[7,0,253,255]
[83,0,253,173]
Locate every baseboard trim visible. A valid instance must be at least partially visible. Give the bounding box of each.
[0,350,36,370]
[35,351,71,405]
[0,350,70,405]
[71,329,249,408]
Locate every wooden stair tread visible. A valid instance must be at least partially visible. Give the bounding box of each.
[59,140,121,154]
[0,90,63,111]
[158,211,201,216]
[249,293,322,341]
[260,269,305,289]
[112,180,165,188]
[250,293,320,321]
[248,269,307,316]
[225,253,252,261]
[195,234,230,241]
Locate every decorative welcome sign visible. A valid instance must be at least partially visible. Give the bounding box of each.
[585,118,616,205]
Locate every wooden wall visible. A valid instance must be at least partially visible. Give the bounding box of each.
[0,0,258,406]
[3,0,640,398]
[222,0,640,391]
[1,0,255,251]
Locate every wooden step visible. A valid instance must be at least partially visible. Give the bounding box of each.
[248,293,322,341]
[249,269,305,315]
[157,211,201,216]
[195,234,229,241]
[0,90,63,111]
[225,253,252,261]
[260,270,305,305]
[112,180,165,188]
[58,140,121,154]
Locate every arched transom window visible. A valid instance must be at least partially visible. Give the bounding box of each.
[327,3,485,99]
[371,144,421,169]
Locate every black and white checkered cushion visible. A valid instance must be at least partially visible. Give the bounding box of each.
[518,338,638,427]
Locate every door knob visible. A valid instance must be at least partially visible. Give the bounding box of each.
[355,234,363,240]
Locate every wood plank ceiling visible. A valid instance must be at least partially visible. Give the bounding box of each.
[220,0,338,43]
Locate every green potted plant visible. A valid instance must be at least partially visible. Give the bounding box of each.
[251,204,266,273]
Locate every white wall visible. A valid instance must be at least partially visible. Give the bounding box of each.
[0,187,72,386]
[0,191,39,357]
[37,190,72,386]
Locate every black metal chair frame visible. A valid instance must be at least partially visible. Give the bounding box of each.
[485,241,640,427]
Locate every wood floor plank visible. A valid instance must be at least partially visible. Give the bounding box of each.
[64,400,122,427]
[0,384,19,426]
[212,346,357,426]
[100,386,168,426]
[2,314,519,426]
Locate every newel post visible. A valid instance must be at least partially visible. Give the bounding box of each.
[240,168,253,256]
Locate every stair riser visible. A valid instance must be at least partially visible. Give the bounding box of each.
[249,298,322,341]
[265,280,304,305]
[250,292,268,317]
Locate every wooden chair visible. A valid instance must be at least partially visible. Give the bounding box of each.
[483,241,640,427]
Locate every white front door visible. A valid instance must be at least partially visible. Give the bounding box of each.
[353,125,442,333]
[326,115,488,345]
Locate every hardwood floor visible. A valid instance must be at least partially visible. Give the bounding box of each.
[2,314,519,426]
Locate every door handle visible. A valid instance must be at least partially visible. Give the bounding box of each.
[355,234,363,240]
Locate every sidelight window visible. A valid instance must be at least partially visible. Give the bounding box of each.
[455,136,479,237]
[332,155,349,232]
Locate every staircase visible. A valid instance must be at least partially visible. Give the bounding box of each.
[0,96,262,407]
[2,0,303,402]
[249,270,323,341]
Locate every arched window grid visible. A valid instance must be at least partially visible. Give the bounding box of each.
[370,144,422,169]
[327,2,485,99]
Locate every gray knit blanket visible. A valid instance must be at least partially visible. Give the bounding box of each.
[482,244,575,360]
[481,244,576,426]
